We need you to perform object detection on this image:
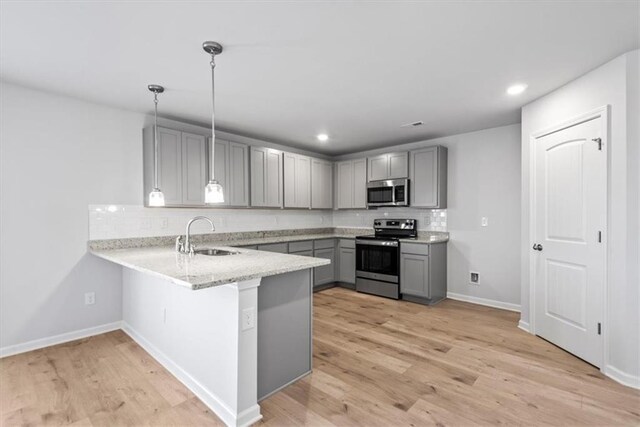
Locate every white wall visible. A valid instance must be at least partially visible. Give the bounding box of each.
[334,124,522,308]
[521,50,639,385]
[0,82,332,351]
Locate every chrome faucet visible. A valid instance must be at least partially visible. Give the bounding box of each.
[176,216,215,255]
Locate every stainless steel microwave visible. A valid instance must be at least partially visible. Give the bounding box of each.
[366,179,409,207]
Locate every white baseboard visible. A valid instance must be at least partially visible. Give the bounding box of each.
[446,292,521,312]
[0,321,122,358]
[121,322,261,427]
[517,320,531,333]
[604,365,640,390]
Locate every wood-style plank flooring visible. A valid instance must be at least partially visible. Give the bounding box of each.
[2,287,639,426]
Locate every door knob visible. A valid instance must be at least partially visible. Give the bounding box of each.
[532,243,543,251]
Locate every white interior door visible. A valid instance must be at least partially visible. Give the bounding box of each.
[533,115,606,367]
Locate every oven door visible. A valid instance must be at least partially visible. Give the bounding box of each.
[355,240,399,283]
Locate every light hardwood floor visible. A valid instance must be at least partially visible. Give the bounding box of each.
[2,287,639,426]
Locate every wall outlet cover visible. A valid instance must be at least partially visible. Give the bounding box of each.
[242,307,256,331]
[470,271,480,285]
[84,292,96,305]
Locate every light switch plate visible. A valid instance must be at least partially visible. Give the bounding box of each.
[481,217,488,227]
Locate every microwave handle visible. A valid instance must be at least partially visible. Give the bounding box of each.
[391,184,396,204]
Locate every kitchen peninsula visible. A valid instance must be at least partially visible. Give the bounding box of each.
[90,242,329,427]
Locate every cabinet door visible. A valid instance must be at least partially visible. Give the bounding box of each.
[311,158,332,209]
[228,142,249,207]
[410,146,442,208]
[336,161,353,209]
[368,154,389,181]
[265,149,284,207]
[352,158,368,208]
[388,152,409,179]
[313,247,335,286]
[251,147,283,207]
[284,153,311,208]
[250,147,267,207]
[400,253,430,298]
[212,139,229,206]
[338,247,356,284]
[156,127,183,205]
[181,133,208,206]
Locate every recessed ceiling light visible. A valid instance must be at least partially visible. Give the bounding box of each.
[317,133,329,142]
[506,83,528,95]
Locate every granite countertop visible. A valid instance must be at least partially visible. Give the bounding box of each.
[90,245,330,290]
[220,233,448,247]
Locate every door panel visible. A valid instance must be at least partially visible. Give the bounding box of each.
[410,147,438,207]
[352,159,367,208]
[229,142,249,206]
[157,128,182,205]
[213,139,229,206]
[368,155,388,181]
[182,133,207,206]
[337,161,353,209]
[388,152,408,178]
[534,116,605,367]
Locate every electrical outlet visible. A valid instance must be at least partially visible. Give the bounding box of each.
[160,218,169,229]
[470,272,480,285]
[242,307,256,331]
[84,292,95,305]
[481,217,489,227]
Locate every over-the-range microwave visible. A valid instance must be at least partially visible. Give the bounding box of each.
[366,179,409,207]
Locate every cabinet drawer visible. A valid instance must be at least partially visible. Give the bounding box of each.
[258,243,288,253]
[400,242,429,256]
[289,240,313,253]
[314,239,335,250]
[339,238,355,249]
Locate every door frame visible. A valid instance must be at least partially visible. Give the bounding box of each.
[528,105,610,369]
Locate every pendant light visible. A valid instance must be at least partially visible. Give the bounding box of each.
[148,84,165,207]
[203,41,225,204]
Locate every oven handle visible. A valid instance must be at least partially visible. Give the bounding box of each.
[355,239,399,247]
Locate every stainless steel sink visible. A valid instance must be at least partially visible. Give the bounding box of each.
[194,248,240,256]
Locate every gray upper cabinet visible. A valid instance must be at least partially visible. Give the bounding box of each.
[335,158,367,209]
[367,152,408,181]
[213,139,250,207]
[409,146,447,208]
[228,141,250,207]
[251,147,283,208]
[144,126,208,206]
[311,158,333,209]
[284,152,311,208]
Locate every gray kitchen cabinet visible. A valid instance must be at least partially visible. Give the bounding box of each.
[251,147,283,208]
[258,242,289,253]
[311,158,333,209]
[409,146,447,208]
[313,239,336,288]
[284,152,311,208]
[335,158,367,209]
[144,126,208,206]
[289,240,313,258]
[400,242,447,305]
[211,139,250,207]
[367,152,408,181]
[338,246,356,284]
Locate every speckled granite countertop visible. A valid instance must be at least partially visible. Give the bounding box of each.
[90,245,330,290]
[88,228,449,251]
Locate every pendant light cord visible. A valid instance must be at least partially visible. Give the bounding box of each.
[153,92,159,189]
[210,54,216,182]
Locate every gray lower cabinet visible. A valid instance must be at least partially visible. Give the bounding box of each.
[338,239,356,285]
[400,242,447,304]
[257,243,288,253]
[313,240,336,288]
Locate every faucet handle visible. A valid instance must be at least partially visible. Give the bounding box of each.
[175,236,184,253]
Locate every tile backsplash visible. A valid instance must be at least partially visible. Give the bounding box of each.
[89,205,447,240]
[331,208,447,232]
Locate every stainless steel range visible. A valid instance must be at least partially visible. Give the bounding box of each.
[355,219,417,299]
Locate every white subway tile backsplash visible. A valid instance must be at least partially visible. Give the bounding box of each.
[89,205,447,240]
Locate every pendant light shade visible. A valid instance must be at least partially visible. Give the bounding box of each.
[148,84,165,207]
[203,41,224,204]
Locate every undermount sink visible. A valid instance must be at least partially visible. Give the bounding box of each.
[194,248,240,256]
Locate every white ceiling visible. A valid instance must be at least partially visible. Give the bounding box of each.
[1,1,638,155]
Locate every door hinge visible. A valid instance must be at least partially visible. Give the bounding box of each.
[597,322,602,335]
[598,231,602,243]
[592,138,603,150]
